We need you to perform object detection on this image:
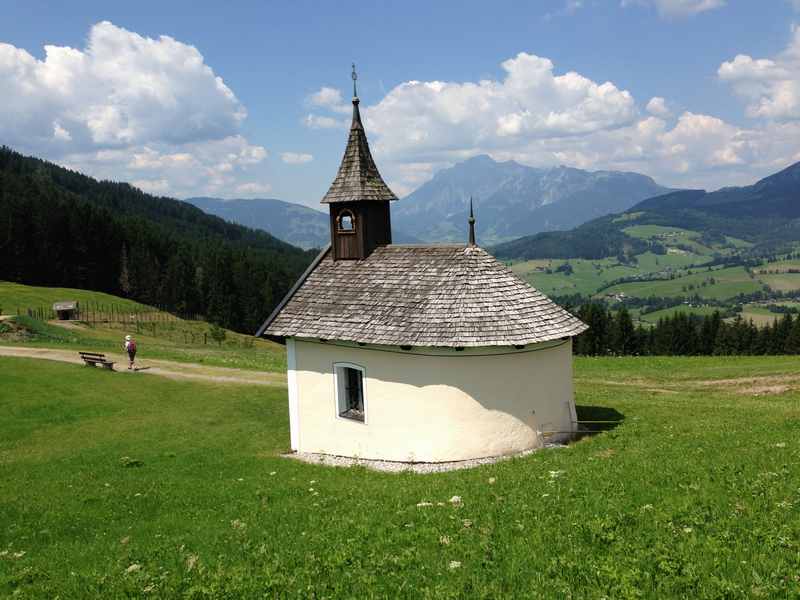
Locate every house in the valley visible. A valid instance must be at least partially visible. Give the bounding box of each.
[257,68,588,463]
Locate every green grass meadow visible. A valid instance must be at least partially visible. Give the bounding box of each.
[0,282,150,316]
[2,355,800,597]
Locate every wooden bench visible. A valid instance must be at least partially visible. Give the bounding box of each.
[78,351,115,370]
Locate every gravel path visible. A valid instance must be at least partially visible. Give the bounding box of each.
[285,445,568,473]
[0,345,286,387]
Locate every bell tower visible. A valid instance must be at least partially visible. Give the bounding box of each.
[321,65,398,260]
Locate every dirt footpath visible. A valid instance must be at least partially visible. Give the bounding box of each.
[0,346,286,387]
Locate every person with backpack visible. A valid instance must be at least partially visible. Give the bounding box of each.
[124,335,137,370]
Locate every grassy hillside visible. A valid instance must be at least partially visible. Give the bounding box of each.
[2,355,799,597]
[0,282,285,372]
[0,281,151,315]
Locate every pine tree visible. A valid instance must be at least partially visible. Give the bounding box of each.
[612,307,636,355]
[119,244,132,296]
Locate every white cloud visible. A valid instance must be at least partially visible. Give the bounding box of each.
[0,21,272,198]
[304,113,347,129]
[543,0,585,20]
[307,86,351,114]
[60,135,269,198]
[358,52,637,163]
[718,26,800,121]
[132,178,170,195]
[646,96,672,117]
[235,182,273,196]
[620,0,725,18]
[0,21,246,152]
[305,51,800,193]
[281,152,314,164]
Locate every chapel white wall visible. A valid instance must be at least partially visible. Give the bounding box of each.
[290,338,576,462]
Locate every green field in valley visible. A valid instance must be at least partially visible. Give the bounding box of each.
[510,252,711,297]
[601,265,762,301]
[2,355,800,597]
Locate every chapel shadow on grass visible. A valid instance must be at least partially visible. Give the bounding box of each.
[574,405,625,434]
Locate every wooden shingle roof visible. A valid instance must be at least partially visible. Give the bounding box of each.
[320,98,398,204]
[259,245,587,347]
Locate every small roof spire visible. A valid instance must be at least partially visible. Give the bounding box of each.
[319,65,398,204]
[468,197,476,247]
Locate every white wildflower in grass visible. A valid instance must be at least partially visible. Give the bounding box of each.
[0,550,7,557]
[237,478,244,482]
[308,488,315,492]
[143,584,155,593]
[683,527,693,534]
[310,480,316,485]
[488,477,496,485]
[416,501,433,508]
[440,535,451,545]
[231,519,246,531]
[11,551,26,559]
[436,502,445,507]
[186,554,199,572]
[126,563,142,574]
[269,472,277,476]
[641,504,654,511]
[541,493,550,498]
[549,470,565,479]
[462,519,473,528]
[449,495,462,506]
[775,442,787,448]
[448,560,461,570]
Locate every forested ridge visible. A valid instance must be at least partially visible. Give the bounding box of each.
[0,147,316,333]
[572,304,800,356]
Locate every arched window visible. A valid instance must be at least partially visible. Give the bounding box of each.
[337,209,356,233]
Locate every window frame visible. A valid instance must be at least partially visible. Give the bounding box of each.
[333,362,367,424]
[336,209,356,234]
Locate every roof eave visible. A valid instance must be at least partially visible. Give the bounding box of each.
[255,244,332,339]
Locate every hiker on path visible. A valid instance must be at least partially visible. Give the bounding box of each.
[124,335,137,370]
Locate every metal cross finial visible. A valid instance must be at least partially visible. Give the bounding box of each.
[351,63,358,98]
[468,197,476,246]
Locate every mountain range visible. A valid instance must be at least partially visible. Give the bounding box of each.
[189,155,673,248]
[493,160,800,260]
[186,197,331,250]
[186,197,422,249]
[392,155,672,245]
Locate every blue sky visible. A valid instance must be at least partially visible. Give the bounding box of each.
[2,0,799,207]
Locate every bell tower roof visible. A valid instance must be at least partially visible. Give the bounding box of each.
[320,65,398,204]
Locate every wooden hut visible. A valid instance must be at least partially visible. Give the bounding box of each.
[257,69,587,463]
[52,301,79,320]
